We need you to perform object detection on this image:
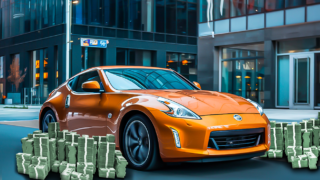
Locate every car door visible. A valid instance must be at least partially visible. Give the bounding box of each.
[66,70,108,137]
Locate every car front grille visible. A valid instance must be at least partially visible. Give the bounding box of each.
[208,128,265,150]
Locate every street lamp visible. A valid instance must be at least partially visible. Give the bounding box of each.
[66,0,79,80]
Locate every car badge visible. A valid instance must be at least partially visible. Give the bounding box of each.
[108,113,112,119]
[233,114,242,121]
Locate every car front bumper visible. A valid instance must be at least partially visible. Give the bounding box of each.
[149,110,270,162]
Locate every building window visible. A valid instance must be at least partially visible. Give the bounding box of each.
[285,0,306,8]
[0,56,3,78]
[277,38,320,54]
[166,0,176,34]
[141,0,154,32]
[199,0,208,22]
[116,48,155,66]
[221,44,265,106]
[103,0,116,27]
[177,1,187,35]
[230,0,246,17]
[155,0,165,32]
[166,53,197,82]
[129,0,142,30]
[188,3,197,36]
[247,0,264,14]
[117,0,129,28]
[214,0,230,20]
[265,0,284,11]
[81,47,104,71]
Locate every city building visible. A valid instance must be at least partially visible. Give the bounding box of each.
[198,0,320,109]
[0,0,198,104]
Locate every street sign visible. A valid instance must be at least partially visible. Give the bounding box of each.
[80,38,108,48]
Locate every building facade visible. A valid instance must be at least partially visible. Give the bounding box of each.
[0,0,198,104]
[198,0,320,109]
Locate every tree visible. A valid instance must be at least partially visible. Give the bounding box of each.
[7,55,27,92]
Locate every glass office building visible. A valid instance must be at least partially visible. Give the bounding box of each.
[198,0,320,109]
[0,0,198,104]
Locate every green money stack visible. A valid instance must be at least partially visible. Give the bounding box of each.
[300,120,313,132]
[267,149,283,158]
[115,150,122,158]
[98,141,116,168]
[59,161,76,173]
[58,139,66,162]
[33,130,42,135]
[49,138,57,167]
[270,121,276,128]
[98,168,116,179]
[306,152,318,170]
[312,127,320,146]
[114,155,128,178]
[275,122,288,131]
[48,122,60,139]
[33,137,51,171]
[302,131,312,148]
[303,146,319,157]
[77,162,95,180]
[31,156,49,174]
[28,134,34,139]
[309,118,320,127]
[292,154,309,169]
[93,136,107,145]
[52,160,60,173]
[66,132,80,144]
[93,141,98,169]
[21,137,34,155]
[78,135,95,163]
[270,127,283,150]
[58,130,70,140]
[16,153,32,174]
[66,144,77,164]
[61,168,74,180]
[33,133,49,139]
[28,164,47,180]
[285,123,302,147]
[286,146,302,162]
[106,134,115,143]
[70,171,90,180]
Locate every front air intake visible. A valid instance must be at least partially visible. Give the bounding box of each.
[208,128,265,150]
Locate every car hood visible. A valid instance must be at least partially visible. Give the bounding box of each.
[122,90,259,116]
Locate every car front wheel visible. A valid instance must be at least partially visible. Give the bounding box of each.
[122,114,162,170]
[41,110,57,132]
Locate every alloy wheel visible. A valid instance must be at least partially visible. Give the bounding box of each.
[42,114,55,132]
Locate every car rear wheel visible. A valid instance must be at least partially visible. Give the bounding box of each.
[42,110,56,132]
[122,114,163,170]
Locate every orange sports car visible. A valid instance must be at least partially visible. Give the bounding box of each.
[39,66,270,170]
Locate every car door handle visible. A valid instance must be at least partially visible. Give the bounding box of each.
[65,95,71,108]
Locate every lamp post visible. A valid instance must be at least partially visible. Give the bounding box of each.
[66,0,79,80]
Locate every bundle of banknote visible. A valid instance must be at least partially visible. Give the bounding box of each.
[302,130,313,148]
[49,138,57,167]
[286,146,303,162]
[66,144,77,164]
[66,132,80,144]
[99,167,116,179]
[70,171,90,180]
[16,153,32,174]
[291,154,309,169]
[59,161,76,174]
[33,133,49,139]
[52,160,60,173]
[285,123,302,147]
[312,126,320,146]
[270,127,283,150]
[114,155,128,178]
[267,149,283,158]
[58,130,70,140]
[306,152,318,170]
[300,120,313,131]
[21,137,34,155]
[98,141,116,168]
[58,139,66,162]
[270,121,276,128]
[106,134,115,143]
[48,122,60,139]
[303,146,319,157]
[28,164,47,180]
[275,122,288,132]
[61,168,74,180]
[309,118,320,127]
[31,156,50,175]
[93,136,107,145]
[77,162,95,180]
[77,135,95,164]
[115,150,122,158]
[33,137,51,171]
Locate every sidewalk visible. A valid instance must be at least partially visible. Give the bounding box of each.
[264,109,320,122]
[0,104,42,109]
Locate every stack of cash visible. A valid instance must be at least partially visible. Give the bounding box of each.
[93,136,107,145]
[59,161,76,173]
[66,144,77,164]
[270,121,276,128]
[28,134,34,139]
[302,131,312,148]
[49,139,57,167]
[70,171,90,180]
[115,150,122,158]
[66,132,80,144]
[318,112,320,119]
[114,155,128,178]
[275,122,288,132]
[61,168,74,180]
[285,123,302,147]
[309,118,320,127]
[306,152,318,170]
[98,141,116,168]
[33,130,42,135]
[303,146,319,157]
[292,154,309,169]
[16,153,32,174]
[270,127,283,150]
[58,130,70,140]
[300,120,313,132]
[77,162,95,180]
[33,137,51,171]
[267,149,283,158]
[28,164,47,180]
[78,135,95,163]
[98,167,116,178]
[48,122,60,139]
[52,160,60,173]
[106,134,115,143]
[21,137,34,155]
[286,146,303,162]
[312,126,320,146]
[33,133,49,139]
[58,139,66,162]
[93,141,98,169]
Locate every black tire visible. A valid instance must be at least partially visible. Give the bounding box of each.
[122,114,163,170]
[41,110,57,132]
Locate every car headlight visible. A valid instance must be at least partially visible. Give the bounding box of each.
[158,97,201,120]
[247,99,264,116]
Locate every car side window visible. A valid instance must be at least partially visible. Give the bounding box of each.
[67,78,76,91]
[74,71,104,92]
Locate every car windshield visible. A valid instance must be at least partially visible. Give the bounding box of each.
[104,68,197,90]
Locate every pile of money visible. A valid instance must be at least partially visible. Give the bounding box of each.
[300,120,313,131]
[48,122,60,139]
[302,131,312,148]
[303,146,319,157]
[21,137,34,155]
[78,135,95,163]
[285,123,302,147]
[31,156,49,175]
[312,127,320,146]
[115,150,122,157]
[70,171,90,180]
[267,149,283,158]
[306,152,318,170]
[49,139,57,167]
[270,127,283,150]
[286,146,302,162]
[58,139,66,162]
[98,167,116,178]
[292,154,308,169]
[52,160,60,173]
[310,118,320,127]
[59,161,76,173]
[98,141,116,168]
[33,137,51,171]
[114,155,128,178]
[61,168,74,180]
[58,130,70,140]
[16,153,32,174]
[77,162,95,180]
[28,164,47,180]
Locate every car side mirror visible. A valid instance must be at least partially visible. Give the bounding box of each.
[193,81,201,90]
[82,81,101,92]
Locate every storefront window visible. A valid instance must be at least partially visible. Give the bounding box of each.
[265,0,284,11]
[0,56,3,78]
[278,38,320,54]
[221,46,265,106]
[277,55,289,106]
[230,0,246,17]
[166,53,179,71]
[247,0,264,14]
